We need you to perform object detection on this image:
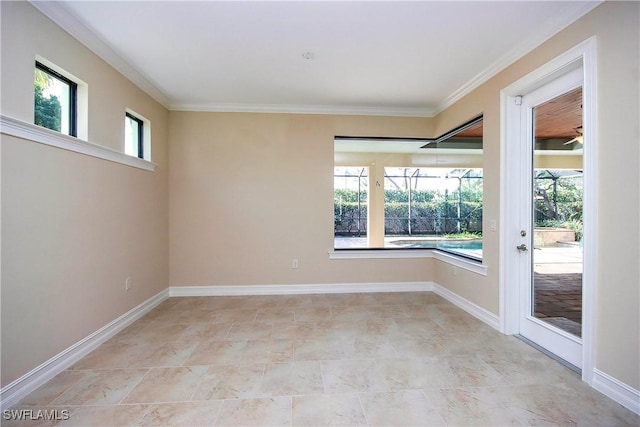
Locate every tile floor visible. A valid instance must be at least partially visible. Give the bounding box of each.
[7,292,639,426]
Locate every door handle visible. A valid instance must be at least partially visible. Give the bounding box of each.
[516,244,528,252]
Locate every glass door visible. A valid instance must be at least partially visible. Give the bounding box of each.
[518,67,584,369]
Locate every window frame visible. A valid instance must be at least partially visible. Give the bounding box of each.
[333,115,484,264]
[35,61,78,137]
[125,112,145,159]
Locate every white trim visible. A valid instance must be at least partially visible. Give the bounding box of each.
[592,369,640,415]
[432,251,487,276]
[29,1,600,119]
[499,90,516,335]
[578,36,598,386]
[0,115,157,172]
[499,37,597,383]
[433,1,602,115]
[169,102,431,118]
[0,289,169,410]
[170,282,433,297]
[29,1,171,109]
[329,249,487,276]
[432,283,501,331]
[329,249,433,260]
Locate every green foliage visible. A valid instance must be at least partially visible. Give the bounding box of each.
[34,80,61,132]
[384,189,438,203]
[334,188,483,236]
[334,190,368,235]
[534,176,583,223]
[334,188,366,204]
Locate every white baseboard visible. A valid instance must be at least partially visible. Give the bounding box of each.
[169,282,433,297]
[431,282,501,330]
[592,368,640,415]
[0,289,169,410]
[7,281,635,418]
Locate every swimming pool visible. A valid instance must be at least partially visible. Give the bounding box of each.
[334,237,484,261]
[389,238,483,261]
[390,238,483,250]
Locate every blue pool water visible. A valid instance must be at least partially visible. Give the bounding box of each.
[437,239,483,250]
[391,239,483,250]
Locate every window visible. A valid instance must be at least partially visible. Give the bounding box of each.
[334,116,484,261]
[125,112,144,159]
[383,167,483,257]
[34,61,77,137]
[334,167,368,247]
[124,110,151,161]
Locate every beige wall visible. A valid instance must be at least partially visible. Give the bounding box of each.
[169,112,435,287]
[432,1,639,390]
[169,1,639,391]
[1,2,169,386]
[1,0,638,399]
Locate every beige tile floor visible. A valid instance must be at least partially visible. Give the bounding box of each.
[7,292,639,426]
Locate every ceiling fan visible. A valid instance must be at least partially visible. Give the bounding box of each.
[563,125,583,145]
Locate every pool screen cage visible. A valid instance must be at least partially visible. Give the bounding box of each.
[534,169,583,225]
[334,167,483,237]
[334,167,369,236]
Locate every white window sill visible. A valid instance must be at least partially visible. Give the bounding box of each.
[329,249,433,259]
[431,250,487,276]
[329,248,488,276]
[1,115,157,172]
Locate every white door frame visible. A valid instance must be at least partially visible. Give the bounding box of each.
[499,37,598,384]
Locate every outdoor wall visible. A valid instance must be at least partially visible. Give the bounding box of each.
[432,1,639,391]
[169,112,435,287]
[0,2,169,386]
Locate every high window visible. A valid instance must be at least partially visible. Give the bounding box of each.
[125,112,144,159]
[124,110,151,161]
[34,61,77,137]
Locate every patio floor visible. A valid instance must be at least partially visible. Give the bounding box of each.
[533,246,583,337]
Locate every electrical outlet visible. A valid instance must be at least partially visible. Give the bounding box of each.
[292,259,299,269]
[125,277,132,291]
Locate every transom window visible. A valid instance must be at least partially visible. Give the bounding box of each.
[125,112,144,159]
[34,61,77,137]
[124,110,151,161]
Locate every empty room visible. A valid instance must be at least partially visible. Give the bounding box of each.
[1,0,638,425]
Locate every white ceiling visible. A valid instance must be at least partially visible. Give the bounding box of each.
[33,1,601,117]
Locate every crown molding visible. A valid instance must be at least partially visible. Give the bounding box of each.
[30,0,601,119]
[169,102,434,118]
[29,1,171,109]
[29,0,431,118]
[433,0,603,115]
